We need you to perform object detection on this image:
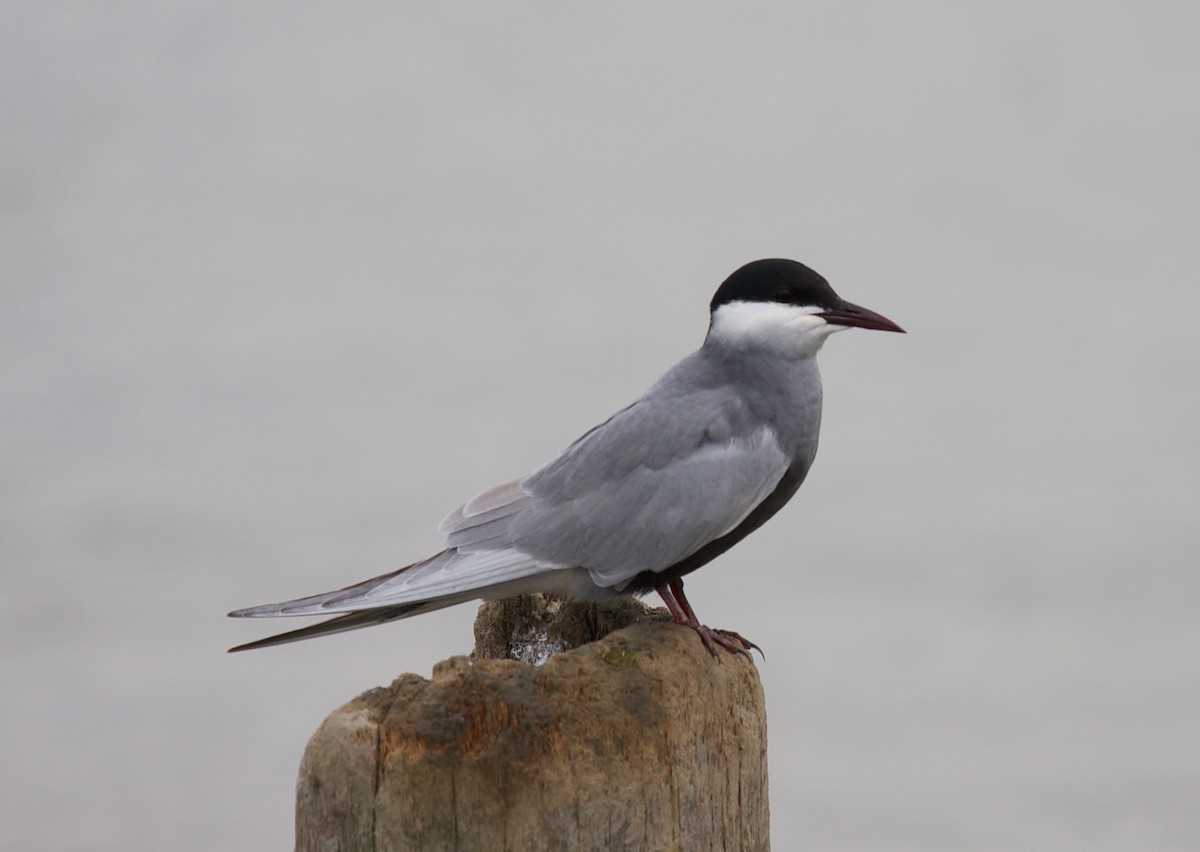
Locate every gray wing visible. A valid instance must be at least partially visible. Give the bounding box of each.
[230,378,789,621]
[504,387,790,588]
[229,545,561,616]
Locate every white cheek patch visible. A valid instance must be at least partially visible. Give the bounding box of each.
[706,301,840,357]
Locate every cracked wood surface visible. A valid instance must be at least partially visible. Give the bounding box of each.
[295,595,769,852]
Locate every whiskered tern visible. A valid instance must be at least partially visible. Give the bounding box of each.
[229,259,903,656]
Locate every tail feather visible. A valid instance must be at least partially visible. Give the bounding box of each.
[227,597,460,652]
[225,569,581,652]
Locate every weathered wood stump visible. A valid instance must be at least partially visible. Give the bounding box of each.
[295,595,769,851]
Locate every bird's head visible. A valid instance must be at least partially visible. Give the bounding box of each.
[705,258,904,359]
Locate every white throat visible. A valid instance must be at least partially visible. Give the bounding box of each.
[705,300,845,359]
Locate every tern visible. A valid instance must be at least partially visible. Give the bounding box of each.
[229,259,903,656]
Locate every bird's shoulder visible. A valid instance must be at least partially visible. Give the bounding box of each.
[523,353,765,497]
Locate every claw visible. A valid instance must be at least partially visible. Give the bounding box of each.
[716,629,764,659]
[655,579,761,661]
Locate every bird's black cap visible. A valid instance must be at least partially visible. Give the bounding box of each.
[710,259,840,313]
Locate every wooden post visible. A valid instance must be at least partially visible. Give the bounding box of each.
[295,595,770,851]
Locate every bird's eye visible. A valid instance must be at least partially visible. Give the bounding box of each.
[775,286,795,302]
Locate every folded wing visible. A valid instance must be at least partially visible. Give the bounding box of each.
[229,378,790,645]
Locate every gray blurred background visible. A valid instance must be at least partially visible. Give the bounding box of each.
[3,3,1198,850]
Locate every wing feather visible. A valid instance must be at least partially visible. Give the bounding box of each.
[230,357,795,636]
[510,383,791,588]
[229,548,563,616]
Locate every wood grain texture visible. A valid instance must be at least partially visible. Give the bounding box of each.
[296,596,769,852]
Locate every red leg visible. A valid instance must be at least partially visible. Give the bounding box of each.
[655,579,761,660]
